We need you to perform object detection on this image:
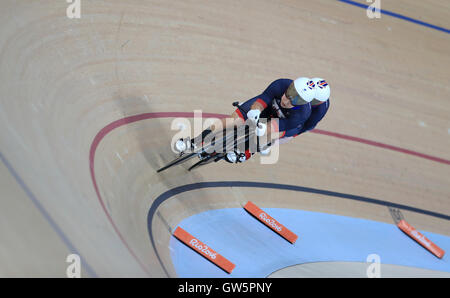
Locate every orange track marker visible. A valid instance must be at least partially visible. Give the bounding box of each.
[397,220,445,259]
[173,227,236,274]
[244,201,298,244]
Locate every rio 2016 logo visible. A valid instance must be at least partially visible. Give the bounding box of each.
[189,239,217,259]
[259,212,282,232]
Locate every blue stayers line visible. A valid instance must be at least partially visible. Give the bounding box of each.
[0,151,97,278]
[338,0,450,34]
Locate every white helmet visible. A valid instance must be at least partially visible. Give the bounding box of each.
[292,77,316,104]
[311,77,330,101]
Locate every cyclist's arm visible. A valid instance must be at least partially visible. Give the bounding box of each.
[267,117,304,141]
[249,78,293,112]
[297,100,330,135]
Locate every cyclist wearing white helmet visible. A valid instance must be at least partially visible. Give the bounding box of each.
[233,77,314,139]
[222,77,315,163]
[176,77,316,163]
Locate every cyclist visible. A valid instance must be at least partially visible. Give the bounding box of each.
[176,77,329,163]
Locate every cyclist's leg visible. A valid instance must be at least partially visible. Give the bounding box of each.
[191,98,256,147]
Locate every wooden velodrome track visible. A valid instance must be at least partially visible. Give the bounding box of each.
[0,0,449,277]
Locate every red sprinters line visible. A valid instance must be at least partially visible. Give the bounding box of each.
[89,112,449,276]
[312,129,450,165]
[89,112,226,276]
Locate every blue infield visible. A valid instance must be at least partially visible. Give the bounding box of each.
[170,208,450,277]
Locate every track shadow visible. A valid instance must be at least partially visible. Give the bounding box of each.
[111,93,207,200]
